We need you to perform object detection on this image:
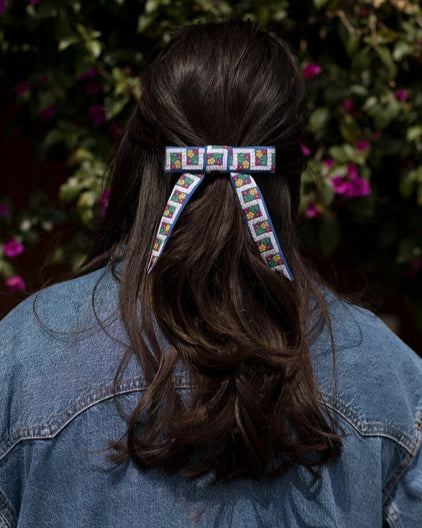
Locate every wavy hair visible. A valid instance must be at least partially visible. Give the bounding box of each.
[81,20,342,481]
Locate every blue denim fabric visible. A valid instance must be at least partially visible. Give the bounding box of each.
[0,266,421,527]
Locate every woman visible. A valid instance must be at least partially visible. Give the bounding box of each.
[0,20,421,527]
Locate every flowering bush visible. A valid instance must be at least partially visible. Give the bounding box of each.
[1,0,421,331]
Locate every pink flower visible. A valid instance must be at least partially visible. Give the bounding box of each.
[5,276,26,294]
[347,164,358,180]
[77,67,97,81]
[394,89,409,102]
[356,140,369,153]
[89,105,106,126]
[0,0,6,15]
[109,122,123,139]
[345,178,371,197]
[300,143,311,156]
[331,176,350,195]
[38,103,57,120]
[4,238,24,258]
[343,99,356,114]
[99,188,110,217]
[331,173,371,198]
[406,257,422,278]
[302,62,322,80]
[305,202,321,219]
[324,158,335,169]
[30,0,41,4]
[0,202,9,216]
[85,81,100,95]
[16,81,31,98]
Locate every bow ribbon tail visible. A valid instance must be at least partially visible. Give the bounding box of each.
[229,172,294,281]
[147,173,204,273]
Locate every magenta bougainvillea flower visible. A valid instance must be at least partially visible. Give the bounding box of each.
[5,276,26,294]
[30,0,41,4]
[347,164,358,179]
[0,0,6,15]
[16,81,31,97]
[305,202,321,219]
[410,258,422,272]
[109,123,123,139]
[77,67,97,81]
[347,178,371,197]
[90,105,106,126]
[300,143,311,156]
[343,99,356,114]
[0,202,9,216]
[356,140,369,153]
[331,166,371,198]
[331,176,350,195]
[85,81,100,95]
[99,188,110,217]
[38,103,57,120]
[302,62,322,79]
[324,158,335,169]
[394,89,409,102]
[3,237,24,258]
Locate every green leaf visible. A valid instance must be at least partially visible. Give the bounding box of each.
[59,177,84,204]
[346,35,361,57]
[68,148,95,165]
[339,114,362,144]
[58,35,80,51]
[313,0,330,8]
[376,29,400,45]
[308,107,330,134]
[328,144,358,163]
[407,126,422,142]
[374,46,397,80]
[393,40,414,61]
[85,40,102,58]
[319,180,335,206]
[104,95,130,119]
[137,14,156,34]
[0,259,16,278]
[399,174,415,199]
[42,129,63,150]
[397,238,422,264]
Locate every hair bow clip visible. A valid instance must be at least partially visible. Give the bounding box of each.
[148,146,293,281]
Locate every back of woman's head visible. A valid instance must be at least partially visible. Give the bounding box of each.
[90,20,341,482]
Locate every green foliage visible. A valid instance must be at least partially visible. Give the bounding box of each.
[1,0,421,325]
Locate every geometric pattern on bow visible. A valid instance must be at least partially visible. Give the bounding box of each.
[147,146,293,280]
[165,145,276,173]
[229,172,293,280]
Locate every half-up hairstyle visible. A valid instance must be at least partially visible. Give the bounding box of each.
[83,20,342,481]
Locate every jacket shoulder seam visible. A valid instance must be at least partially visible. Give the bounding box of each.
[0,375,191,461]
[321,392,421,454]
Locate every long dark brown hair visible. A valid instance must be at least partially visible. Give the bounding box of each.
[81,20,342,482]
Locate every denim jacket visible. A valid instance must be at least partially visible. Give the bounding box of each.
[0,266,421,527]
